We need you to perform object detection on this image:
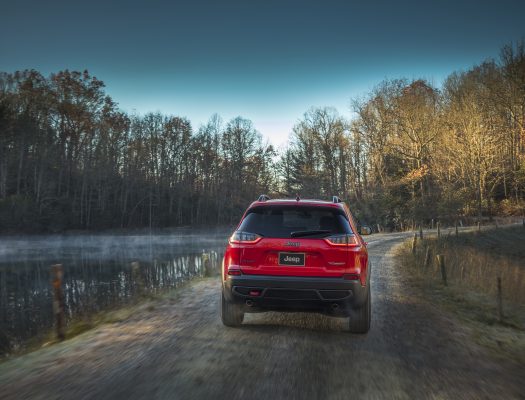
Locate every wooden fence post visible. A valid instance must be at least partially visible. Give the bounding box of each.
[437,255,447,286]
[424,246,431,269]
[437,222,441,238]
[455,220,458,237]
[477,221,481,232]
[131,261,144,296]
[51,264,65,341]
[431,219,434,230]
[411,233,417,254]
[419,225,423,240]
[202,253,211,277]
[497,277,503,322]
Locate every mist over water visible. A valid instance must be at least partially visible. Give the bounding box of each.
[0,228,231,262]
[0,229,231,355]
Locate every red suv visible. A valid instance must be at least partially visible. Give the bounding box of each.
[221,195,372,333]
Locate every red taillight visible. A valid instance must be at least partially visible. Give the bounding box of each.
[229,231,262,244]
[227,267,242,276]
[324,234,359,247]
[249,290,261,296]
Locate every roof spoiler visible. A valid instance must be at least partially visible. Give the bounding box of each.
[258,194,270,202]
[332,196,342,203]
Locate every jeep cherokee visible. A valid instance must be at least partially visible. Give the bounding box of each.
[221,195,372,333]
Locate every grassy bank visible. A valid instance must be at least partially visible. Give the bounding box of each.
[0,276,212,363]
[395,225,525,363]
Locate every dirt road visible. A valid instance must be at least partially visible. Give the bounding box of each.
[0,232,523,399]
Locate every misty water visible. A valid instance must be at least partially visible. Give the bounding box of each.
[0,228,230,355]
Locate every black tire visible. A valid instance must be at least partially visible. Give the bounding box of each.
[221,291,244,327]
[348,286,371,334]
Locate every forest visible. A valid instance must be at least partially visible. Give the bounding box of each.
[0,41,524,232]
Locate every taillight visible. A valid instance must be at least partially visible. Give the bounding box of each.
[229,231,262,244]
[324,234,359,247]
[227,266,242,276]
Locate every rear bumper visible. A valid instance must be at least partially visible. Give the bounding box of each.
[223,274,368,316]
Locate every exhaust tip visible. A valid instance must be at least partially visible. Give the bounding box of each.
[246,299,254,307]
[331,303,339,310]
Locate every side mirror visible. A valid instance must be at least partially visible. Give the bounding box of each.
[359,225,372,235]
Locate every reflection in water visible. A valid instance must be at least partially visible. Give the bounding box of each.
[0,232,227,355]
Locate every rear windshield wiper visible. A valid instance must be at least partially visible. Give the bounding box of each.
[290,230,331,238]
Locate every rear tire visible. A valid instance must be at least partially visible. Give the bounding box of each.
[221,291,244,327]
[348,286,371,334]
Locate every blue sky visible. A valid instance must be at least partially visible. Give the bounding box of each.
[1,0,524,147]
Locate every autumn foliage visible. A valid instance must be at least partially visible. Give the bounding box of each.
[0,41,524,232]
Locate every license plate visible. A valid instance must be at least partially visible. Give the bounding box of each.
[279,252,305,266]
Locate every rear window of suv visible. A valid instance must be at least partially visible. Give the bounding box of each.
[238,205,353,238]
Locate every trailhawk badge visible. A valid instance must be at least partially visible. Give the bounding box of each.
[284,241,300,247]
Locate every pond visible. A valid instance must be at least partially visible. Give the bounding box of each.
[0,229,230,355]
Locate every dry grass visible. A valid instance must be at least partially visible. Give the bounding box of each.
[396,225,525,363]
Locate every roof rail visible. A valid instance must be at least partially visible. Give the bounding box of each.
[258,194,270,202]
[332,196,342,203]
